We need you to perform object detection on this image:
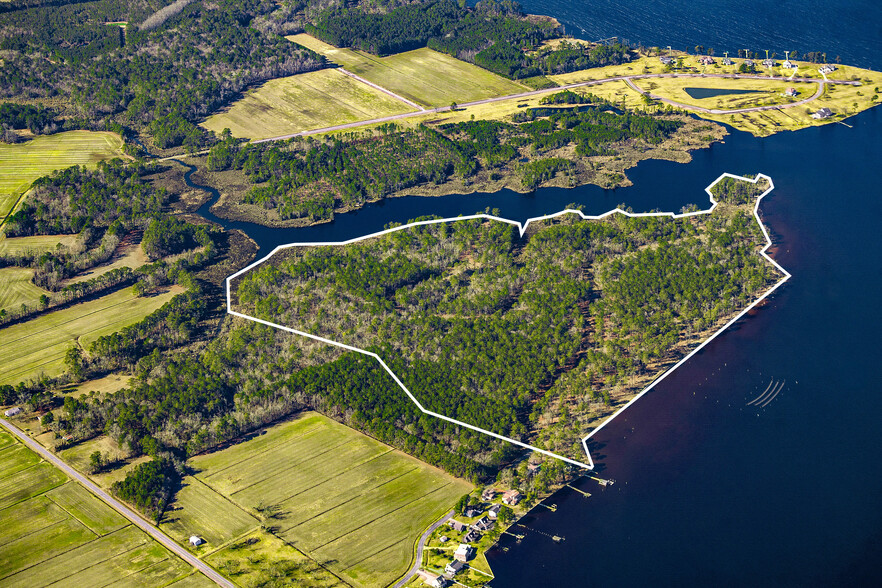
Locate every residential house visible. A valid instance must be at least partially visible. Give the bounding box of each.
[463,506,480,518]
[659,56,674,65]
[439,535,449,543]
[481,487,496,501]
[699,56,715,65]
[445,559,467,575]
[472,516,494,532]
[527,463,541,476]
[722,57,734,65]
[762,58,775,67]
[782,60,796,69]
[819,64,837,74]
[4,407,21,417]
[487,504,503,520]
[463,529,482,543]
[448,520,467,533]
[454,543,476,562]
[784,87,798,97]
[502,490,522,506]
[811,107,833,119]
[744,59,755,67]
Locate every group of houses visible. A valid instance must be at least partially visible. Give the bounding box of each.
[416,487,524,587]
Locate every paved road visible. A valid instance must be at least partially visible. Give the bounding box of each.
[250,71,858,144]
[392,509,455,588]
[0,418,235,588]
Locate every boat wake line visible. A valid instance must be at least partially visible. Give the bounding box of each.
[224,173,790,470]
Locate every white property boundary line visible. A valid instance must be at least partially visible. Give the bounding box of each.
[225,173,789,470]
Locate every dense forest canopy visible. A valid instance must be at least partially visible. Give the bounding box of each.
[0,0,326,148]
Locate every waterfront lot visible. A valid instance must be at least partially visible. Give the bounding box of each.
[202,68,415,140]
[0,285,182,385]
[0,429,202,587]
[635,77,820,110]
[288,34,527,108]
[0,131,125,221]
[173,412,472,588]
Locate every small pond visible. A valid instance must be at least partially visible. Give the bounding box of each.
[684,87,767,99]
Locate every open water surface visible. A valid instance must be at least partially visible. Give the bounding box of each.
[193,2,882,583]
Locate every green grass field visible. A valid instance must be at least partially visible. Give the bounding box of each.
[203,68,415,140]
[0,429,207,587]
[288,34,527,108]
[169,412,471,588]
[0,285,183,385]
[0,233,80,255]
[0,267,50,310]
[0,131,125,223]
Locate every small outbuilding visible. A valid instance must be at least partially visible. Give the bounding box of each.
[189,535,203,547]
[4,407,22,417]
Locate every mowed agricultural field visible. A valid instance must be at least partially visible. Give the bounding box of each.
[172,412,472,588]
[203,68,415,140]
[0,285,183,385]
[288,34,527,108]
[0,267,49,310]
[0,233,80,255]
[0,131,125,222]
[0,429,209,587]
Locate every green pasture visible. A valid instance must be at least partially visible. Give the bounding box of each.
[287,34,527,108]
[0,131,125,223]
[181,412,471,588]
[0,431,205,587]
[0,285,182,386]
[202,68,415,140]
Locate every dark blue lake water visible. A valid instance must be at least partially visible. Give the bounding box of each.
[197,2,882,584]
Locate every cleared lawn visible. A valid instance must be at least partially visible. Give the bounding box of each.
[0,267,49,310]
[204,529,346,588]
[0,131,125,222]
[634,77,820,110]
[183,412,472,588]
[0,233,80,255]
[203,68,415,140]
[0,285,183,385]
[0,432,206,587]
[161,476,260,548]
[65,241,149,285]
[288,34,527,108]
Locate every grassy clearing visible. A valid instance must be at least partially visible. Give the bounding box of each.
[0,233,80,255]
[65,242,149,286]
[203,68,415,140]
[637,77,820,110]
[287,34,527,108]
[182,412,471,588]
[0,131,125,222]
[161,476,260,548]
[0,429,204,587]
[204,529,347,588]
[64,373,133,399]
[0,267,50,309]
[0,285,183,386]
